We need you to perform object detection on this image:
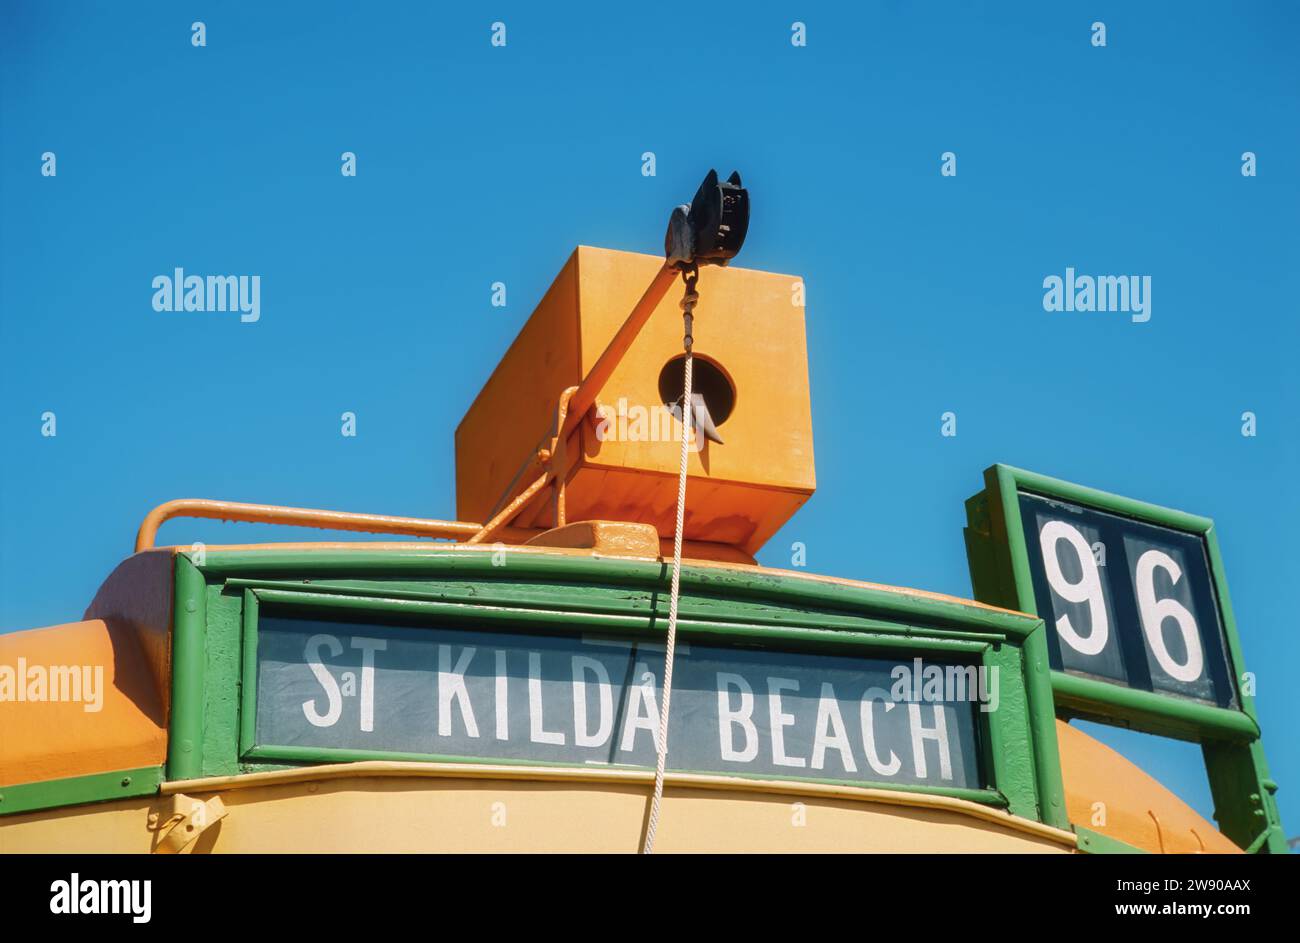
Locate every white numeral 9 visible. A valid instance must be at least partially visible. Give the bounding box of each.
[1039,520,1109,655]
[1134,549,1203,682]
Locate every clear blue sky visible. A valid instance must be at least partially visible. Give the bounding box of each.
[2,2,1296,834]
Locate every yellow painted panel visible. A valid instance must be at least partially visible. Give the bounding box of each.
[0,773,1071,854]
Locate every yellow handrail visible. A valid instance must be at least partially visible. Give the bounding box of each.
[135,498,481,552]
[139,269,680,554]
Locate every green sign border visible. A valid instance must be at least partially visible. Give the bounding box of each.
[0,765,163,817]
[167,548,1070,830]
[2,546,1072,834]
[242,587,998,804]
[964,463,1286,853]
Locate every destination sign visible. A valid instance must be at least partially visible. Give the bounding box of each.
[1017,491,1236,708]
[253,614,986,790]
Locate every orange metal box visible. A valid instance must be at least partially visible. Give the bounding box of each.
[456,246,815,555]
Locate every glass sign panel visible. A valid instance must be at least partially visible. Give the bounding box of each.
[1017,491,1236,708]
[253,614,987,790]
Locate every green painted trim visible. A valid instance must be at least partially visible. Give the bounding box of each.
[1203,739,1288,854]
[239,587,1020,805]
[240,744,1008,807]
[1054,671,1258,742]
[196,549,1042,638]
[238,589,260,758]
[991,464,1040,615]
[969,468,1070,827]
[0,766,163,817]
[200,585,243,777]
[167,548,1056,828]
[981,641,1039,821]
[982,648,1011,812]
[249,586,994,657]
[965,463,1287,852]
[167,554,207,780]
[996,464,1214,534]
[1204,529,1256,723]
[223,576,1010,645]
[1075,826,1147,855]
[1021,628,1069,829]
[1241,822,1284,854]
[1196,530,1268,733]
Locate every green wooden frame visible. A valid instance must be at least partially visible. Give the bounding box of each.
[964,463,1286,853]
[241,586,1003,805]
[1074,825,1146,855]
[167,547,1071,829]
[0,765,163,817]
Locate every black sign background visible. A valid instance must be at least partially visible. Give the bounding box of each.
[252,613,985,789]
[1017,491,1237,708]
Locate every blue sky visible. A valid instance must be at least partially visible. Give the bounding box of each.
[2,2,1296,834]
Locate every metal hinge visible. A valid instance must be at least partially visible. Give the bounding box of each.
[148,793,228,854]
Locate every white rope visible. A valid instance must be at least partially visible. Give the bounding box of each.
[642,290,696,855]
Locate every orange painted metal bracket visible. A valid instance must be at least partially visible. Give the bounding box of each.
[467,471,552,545]
[475,262,676,540]
[469,385,580,545]
[135,498,481,553]
[559,261,674,443]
